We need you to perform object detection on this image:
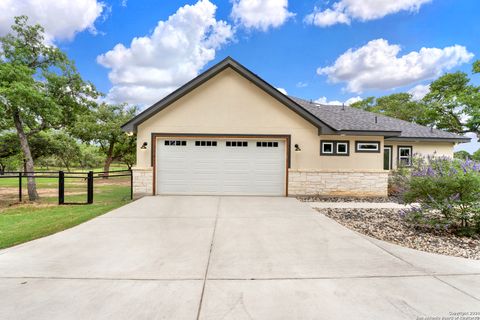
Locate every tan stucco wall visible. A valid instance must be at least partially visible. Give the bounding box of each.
[386,141,455,169]
[135,68,388,171]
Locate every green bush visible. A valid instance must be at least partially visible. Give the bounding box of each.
[400,156,480,236]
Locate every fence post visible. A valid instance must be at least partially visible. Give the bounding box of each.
[130,169,133,200]
[87,171,94,204]
[18,172,22,202]
[58,171,64,205]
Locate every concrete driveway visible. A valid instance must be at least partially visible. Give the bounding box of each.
[0,196,479,319]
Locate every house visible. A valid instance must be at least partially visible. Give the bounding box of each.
[122,57,470,198]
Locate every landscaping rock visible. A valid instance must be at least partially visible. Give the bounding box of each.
[316,208,480,260]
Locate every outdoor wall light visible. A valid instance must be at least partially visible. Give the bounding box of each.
[140,142,148,150]
[294,144,301,152]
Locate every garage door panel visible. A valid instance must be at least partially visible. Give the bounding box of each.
[156,138,286,196]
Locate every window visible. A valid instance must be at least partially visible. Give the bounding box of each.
[355,141,380,153]
[226,141,248,147]
[336,142,348,155]
[195,141,217,147]
[398,146,412,167]
[320,141,349,156]
[165,140,187,146]
[256,141,279,147]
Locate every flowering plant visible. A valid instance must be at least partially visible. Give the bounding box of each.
[400,155,480,236]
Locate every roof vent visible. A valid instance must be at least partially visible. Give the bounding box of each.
[342,103,345,111]
[375,116,378,124]
[430,126,434,132]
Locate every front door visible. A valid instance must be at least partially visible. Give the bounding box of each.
[383,146,392,170]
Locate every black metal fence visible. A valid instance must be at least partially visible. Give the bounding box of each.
[0,169,132,205]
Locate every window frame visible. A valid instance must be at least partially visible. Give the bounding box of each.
[320,140,349,156]
[355,141,381,153]
[397,146,413,167]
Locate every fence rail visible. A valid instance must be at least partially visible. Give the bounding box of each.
[0,169,133,204]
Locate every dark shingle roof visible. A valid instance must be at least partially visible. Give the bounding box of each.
[290,97,470,142]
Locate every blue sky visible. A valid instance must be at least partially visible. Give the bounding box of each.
[1,0,479,151]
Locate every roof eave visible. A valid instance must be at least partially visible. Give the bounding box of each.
[336,130,402,137]
[385,136,471,143]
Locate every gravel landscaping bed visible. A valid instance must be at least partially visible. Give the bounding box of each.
[316,208,480,260]
[298,196,401,203]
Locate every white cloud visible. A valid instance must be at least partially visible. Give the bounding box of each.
[344,96,363,105]
[277,87,288,95]
[318,39,474,93]
[315,96,362,106]
[305,0,431,27]
[231,0,294,31]
[408,84,430,100]
[0,0,104,42]
[296,81,308,88]
[97,0,233,106]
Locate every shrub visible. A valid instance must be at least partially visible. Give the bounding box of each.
[400,156,480,236]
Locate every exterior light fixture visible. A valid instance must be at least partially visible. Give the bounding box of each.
[140,142,148,149]
[126,131,134,136]
[294,144,301,152]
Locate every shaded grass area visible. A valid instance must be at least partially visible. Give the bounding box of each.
[0,180,131,249]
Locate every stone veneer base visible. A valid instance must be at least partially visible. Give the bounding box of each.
[132,167,153,198]
[288,169,388,197]
[133,167,388,198]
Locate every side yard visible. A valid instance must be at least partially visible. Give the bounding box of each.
[0,174,131,249]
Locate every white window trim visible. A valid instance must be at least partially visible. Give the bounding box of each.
[321,142,334,154]
[336,142,349,154]
[356,142,380,152]
[398,146,412,167]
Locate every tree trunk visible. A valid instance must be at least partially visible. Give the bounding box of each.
[102,143,115,179]
[13,111,39,201]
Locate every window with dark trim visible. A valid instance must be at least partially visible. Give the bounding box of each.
[256,141,279,148]
[165,140,187,146]
[195,141,217,147]
[398,146,413,167]
[226,141,248,147]
[320,141,349,156]
[355,141,380,153]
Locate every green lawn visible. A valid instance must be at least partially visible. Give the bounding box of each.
[0,178,131,249]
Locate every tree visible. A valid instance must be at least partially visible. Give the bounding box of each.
[473,60,480,74]
[423,72,480,136]
[350,93,429,125]
[72,103,137,176]
[0,16,98,200]
[0,131,58,172]
[472,149,480,162]
[49,132,81,172]
[454,150,471,160]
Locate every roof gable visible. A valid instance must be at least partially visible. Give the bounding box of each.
[121,57,333,133]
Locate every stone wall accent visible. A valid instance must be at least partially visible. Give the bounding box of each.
[132,167,153,198]
[288,169,388,197]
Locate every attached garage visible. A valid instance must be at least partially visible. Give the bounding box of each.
[154,136,289,196]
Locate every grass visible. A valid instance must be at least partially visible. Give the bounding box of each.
[0,177,131,249]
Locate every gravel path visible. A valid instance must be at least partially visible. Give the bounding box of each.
[298,196,401,203]
[316,208,480,260]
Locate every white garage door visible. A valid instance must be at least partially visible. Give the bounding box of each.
[156,138,286,196]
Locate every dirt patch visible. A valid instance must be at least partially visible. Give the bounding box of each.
[317,208,480,260]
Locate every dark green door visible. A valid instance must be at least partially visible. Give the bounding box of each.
[383,146,392,170]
